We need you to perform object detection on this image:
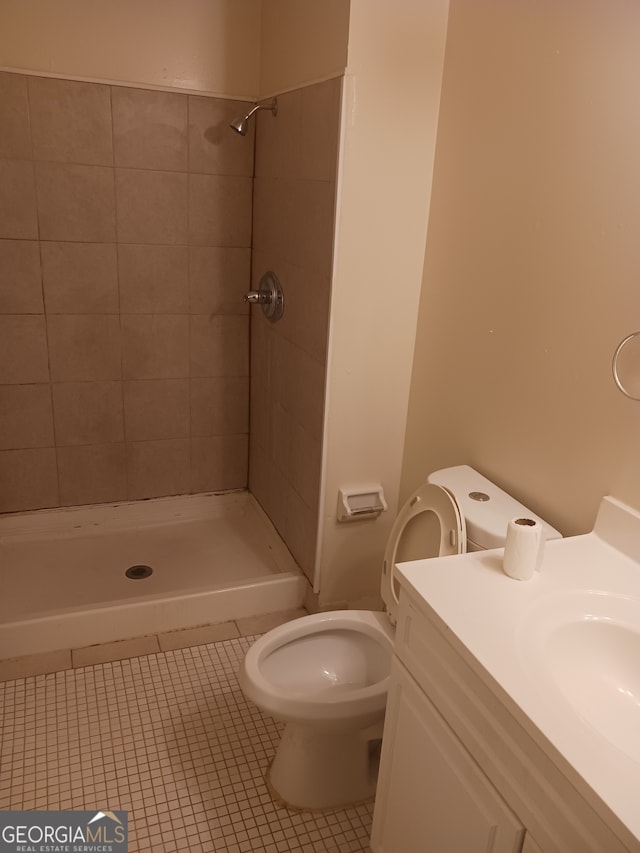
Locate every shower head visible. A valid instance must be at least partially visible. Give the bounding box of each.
[230,98,278,136]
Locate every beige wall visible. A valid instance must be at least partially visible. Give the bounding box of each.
[0,0,261,98]
[0,0,350,100]
[315,0,450,606]
[402,0,640,538]
[259,0,349,95]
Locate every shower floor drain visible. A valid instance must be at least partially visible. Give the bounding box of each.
[125,564,154,580]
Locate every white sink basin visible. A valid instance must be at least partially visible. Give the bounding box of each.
[519,592,640,763]
[395,494,640,842]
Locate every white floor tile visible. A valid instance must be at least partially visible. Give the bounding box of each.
[0,636,373,852]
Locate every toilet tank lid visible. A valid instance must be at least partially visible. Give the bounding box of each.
[427,465,562,550]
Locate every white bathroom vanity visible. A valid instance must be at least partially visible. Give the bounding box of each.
[371,496,640,852]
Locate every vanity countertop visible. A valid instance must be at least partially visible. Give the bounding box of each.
[396,496,640,846]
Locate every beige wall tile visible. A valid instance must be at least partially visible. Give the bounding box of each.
[118,244,188,313]
[250,448,288,541]
[127,438,190,499]
[270,333,297,409]
[248,434,270,513]
[113,86,187,171]
[254,80,340,182]
[52,381,124,445]
[272,335,325,440]
[188,95,254,177]
[190,376,249,436]
[188,173,252,246]
[294,267,331,365]
[249,376,269,454]
[47,315,122,381]
[291,354,326,441]
[124,379,189,441]
[286,179,336,276]
[290,421,322,511]
[0,159,38,239]
[0,649,71,682]
[283,484,317,580]
[0,72,312,515]
[0,315,49,383]
[269,400,293,481]
[57,442,126,506]
[251,176,279,253]
[253,179,335,276]
[298,78,341,182]
[249,79,338,582]
[41,242,118,313]
[249,318,271,444]
[72,635,160,668]
[0,384,54,450]
[0,72,31,160]
[28,76,113,166]
[122,315,189,379]
[190,434,248,492]
[190,315,249,377]
[157,621,240,651]
[0,447,59,512]
[35,162,116,242]
[115,168,188,245]
[188,246,250,314]
[0,239,43,313]
[254,89,302,181]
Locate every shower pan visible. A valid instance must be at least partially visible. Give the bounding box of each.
[0,491,306,659]
[0,77,340,668]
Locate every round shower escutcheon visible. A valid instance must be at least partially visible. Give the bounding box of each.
[244,271,285,322]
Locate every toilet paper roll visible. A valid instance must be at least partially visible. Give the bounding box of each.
[502,517,544,581]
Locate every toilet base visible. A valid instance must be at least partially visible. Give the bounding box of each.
[268,721,380,811]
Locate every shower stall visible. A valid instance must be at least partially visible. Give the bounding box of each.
[0,71,341,659]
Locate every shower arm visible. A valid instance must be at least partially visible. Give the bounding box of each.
[230,97,278,136]
[244,100,277,121]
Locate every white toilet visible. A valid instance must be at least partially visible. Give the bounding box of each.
[239,465,561,810]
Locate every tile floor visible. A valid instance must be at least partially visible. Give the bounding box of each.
[0,629,374,852]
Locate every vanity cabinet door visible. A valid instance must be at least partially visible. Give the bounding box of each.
[371,659,524,853]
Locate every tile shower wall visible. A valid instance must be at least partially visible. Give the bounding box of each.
[249,79,340,580]
[0,72,253,513]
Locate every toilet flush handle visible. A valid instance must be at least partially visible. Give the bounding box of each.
[244,271,285,322]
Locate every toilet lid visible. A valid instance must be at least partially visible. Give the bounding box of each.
[381,483,466,624]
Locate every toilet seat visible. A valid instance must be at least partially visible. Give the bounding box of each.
[381,483,466,624]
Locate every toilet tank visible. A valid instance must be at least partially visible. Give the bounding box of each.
[427,465,562,551]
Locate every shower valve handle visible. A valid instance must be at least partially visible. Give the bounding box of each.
[243,272,285,322]
[244,290,271,304]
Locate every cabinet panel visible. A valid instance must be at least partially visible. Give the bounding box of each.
[371,658,524,853]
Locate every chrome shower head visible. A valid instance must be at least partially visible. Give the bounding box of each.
[229,98,278,136]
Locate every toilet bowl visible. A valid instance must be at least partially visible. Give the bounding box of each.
[239,610,394,810]
[239,465,562,810]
